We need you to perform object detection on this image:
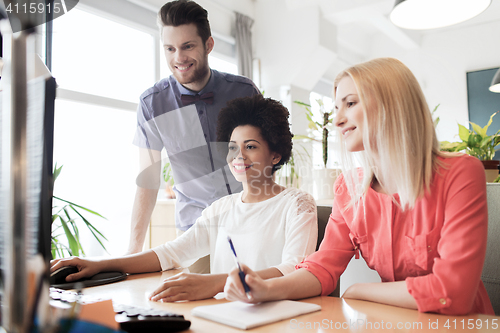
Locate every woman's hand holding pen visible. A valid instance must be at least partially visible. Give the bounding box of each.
[224,264,271,303]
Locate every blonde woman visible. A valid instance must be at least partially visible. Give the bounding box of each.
[224,58,494,315]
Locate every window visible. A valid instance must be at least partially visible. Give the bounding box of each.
[52,99,138,256]
[51,7,154,256]
[52,9,155,103]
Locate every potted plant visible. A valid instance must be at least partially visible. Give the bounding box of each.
[52,164,108,258]
[162,162,176,199]
[440,111,500,182]
[294,99,340,200]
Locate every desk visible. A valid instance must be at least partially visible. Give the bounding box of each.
[82,270,500,332]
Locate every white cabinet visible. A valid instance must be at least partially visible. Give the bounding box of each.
[144,199,177,250]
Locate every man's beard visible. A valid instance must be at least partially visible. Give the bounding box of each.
[174,58,210,87]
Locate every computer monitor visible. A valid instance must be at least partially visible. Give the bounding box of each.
[0,48,56,331]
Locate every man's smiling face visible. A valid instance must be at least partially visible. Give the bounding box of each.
[162,23,214,91]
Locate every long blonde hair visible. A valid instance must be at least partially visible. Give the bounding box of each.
[334,58,444,210]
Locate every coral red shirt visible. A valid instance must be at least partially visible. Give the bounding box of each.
[297,154,494,315]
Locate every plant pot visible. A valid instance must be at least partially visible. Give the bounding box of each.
[481,160,499,183]
[312,168,340,200]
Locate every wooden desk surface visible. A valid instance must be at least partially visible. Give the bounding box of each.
[83,270,500,332]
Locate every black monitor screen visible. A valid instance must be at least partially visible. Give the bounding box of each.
[0,70,56,328]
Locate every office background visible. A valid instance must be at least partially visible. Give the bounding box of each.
[42,0,500,256]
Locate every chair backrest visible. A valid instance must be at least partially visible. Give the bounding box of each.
[483,183,500,315]
[316,205,340,297]
[316,205,332,251]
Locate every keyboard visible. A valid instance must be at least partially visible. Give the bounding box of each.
[49,287,191,333]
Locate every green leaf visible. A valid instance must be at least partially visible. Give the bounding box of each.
[470,122,486,138]
[433,118,440,127]
[59,216,79,256]
[483,111,498,135]
[64,208,82,252]
[71,206,108,246]
[430,104,440,127]
[293,100,311,108]
[493,135,500,148]
[52,238,72,259]
[53,196,107,220]
[458,124,470,142]
[162,162,174,184]
[440,141,460,151]
[52,204,66,217]
[468,133,481,148]
[305,113,314,123]
[292,134,320,143]
[479,136,493,148]
[455,142,468,152]
[53,164,63,183]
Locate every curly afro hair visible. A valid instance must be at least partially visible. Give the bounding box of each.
[217,94,293,174]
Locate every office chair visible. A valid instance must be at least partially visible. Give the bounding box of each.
[317,205,341,297]
[482,183,500,315]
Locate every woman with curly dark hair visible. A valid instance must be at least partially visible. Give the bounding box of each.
[217,94,293,199]
[51,94,317,302]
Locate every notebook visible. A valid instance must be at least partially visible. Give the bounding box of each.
[191,300,321,330]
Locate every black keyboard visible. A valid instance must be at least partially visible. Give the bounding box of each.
[114,304,191,333]
[49,288,191,333]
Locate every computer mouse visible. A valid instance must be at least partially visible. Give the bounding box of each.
[50,266,80,285]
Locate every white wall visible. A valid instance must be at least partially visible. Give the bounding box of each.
[253,0,320,100]
[369,19,500,142]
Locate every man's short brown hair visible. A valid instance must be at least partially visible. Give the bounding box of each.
[158,0,211,44]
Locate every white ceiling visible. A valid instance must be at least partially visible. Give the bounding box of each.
[289,0,500,82]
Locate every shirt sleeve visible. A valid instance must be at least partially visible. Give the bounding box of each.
[132,95,164,151]
[273,191,318,275]
[151,207,212,271]
[296,175,356,295]
[406,156,489,315]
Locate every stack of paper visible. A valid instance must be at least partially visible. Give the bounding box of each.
[192,300,321,330]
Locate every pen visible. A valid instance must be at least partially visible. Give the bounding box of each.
[227,236,251,299]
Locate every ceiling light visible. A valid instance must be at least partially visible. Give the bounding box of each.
[490,69,500,93]
[390,0,491,30]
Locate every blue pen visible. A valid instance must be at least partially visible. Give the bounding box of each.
[227,236,251,298]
